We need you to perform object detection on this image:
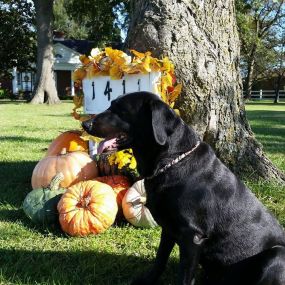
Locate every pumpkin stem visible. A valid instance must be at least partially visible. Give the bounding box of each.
[130,196,147,206]
[49,172,64,191]
[77,195,91,209]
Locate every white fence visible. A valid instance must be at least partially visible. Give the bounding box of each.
[244,90,285,100]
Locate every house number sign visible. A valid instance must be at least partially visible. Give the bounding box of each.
[82,72,161,114]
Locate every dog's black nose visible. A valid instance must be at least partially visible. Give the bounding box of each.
[82,119,93,132]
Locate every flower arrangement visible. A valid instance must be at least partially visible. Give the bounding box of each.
[71,47,182,121]
[108,149,137,170]
[71,47,182,176]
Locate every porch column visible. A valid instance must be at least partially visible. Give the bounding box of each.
[12,67,18,94]
[71,72,75,96]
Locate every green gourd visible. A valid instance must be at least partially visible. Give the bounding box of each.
[23,172,66,225]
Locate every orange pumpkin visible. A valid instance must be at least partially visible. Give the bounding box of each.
[57,180,118,236]
[31,150,98,189]
[94,175,131,208]
[46,130,88,156]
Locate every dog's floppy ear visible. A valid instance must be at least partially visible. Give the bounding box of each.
[150,99,175,146]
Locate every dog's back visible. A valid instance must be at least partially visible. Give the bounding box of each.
[82,92,285,285]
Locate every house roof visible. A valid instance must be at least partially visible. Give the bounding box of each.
[54,39,95,55]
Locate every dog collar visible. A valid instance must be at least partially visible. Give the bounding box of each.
[146,141,201,180]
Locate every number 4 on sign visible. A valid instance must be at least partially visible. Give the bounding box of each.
[104,81,112,101]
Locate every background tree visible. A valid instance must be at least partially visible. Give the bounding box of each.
[53,0,88,40]
[236,0,285,99]
[63,0,130,47]
[0,0,36,79]
[32,0,130,104]
[126,0,285,182]
[30,0,60,104]
[272,27,285,103]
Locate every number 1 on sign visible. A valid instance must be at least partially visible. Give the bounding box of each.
[137,79,141,91]
[92,82,95,100]
[122,80,126,94]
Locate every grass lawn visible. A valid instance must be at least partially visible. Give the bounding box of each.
[0,99,284,285]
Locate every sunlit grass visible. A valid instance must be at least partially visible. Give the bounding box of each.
[0,99,284,284]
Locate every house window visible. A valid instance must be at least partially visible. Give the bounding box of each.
[55,53,63,59]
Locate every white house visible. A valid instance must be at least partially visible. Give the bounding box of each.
[11,36,94,97]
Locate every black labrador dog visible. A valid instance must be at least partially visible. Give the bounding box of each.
[82,91,285,285]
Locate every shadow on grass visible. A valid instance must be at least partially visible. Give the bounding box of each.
[0,158,179,284]
[246,101,285,106]
[44,114,73,117]
[246,110,285,120]
[0,249,178,285]
[1,136,51,144]
[245,110,285,155]
[0,208,25,222]
[0,161,36,207]
[0,100,27,105]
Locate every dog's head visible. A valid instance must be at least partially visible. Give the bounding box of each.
[82,91,196,176]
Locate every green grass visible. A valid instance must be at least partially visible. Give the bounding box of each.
[0,99,284,285]
[245,101,285,172]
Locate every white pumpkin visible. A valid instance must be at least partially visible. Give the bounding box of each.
[122,179,158,228]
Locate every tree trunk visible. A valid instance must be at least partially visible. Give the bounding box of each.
[30,0,60,105]
[244,54,255,100]
[126,0,285,183]
[274,75,281,104]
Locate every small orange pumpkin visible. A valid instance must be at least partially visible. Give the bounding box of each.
[31,150,98,189]
[57,180,118,236]
[46,130,88,156]
[94,175,131,208]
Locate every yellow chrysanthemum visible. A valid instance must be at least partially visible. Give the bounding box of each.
[107,149,137,170]
[129,157,137,169]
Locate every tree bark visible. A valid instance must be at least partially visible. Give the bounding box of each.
[30,0,60,104]
[126,0,285,183]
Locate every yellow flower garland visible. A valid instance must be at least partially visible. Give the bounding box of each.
[72,47,182,172]
[72,47,182,121]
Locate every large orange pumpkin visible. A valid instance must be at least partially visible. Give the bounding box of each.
[46,130,88,156]
[94,175,131,208]
[31,150,98,189]
[57,180,118,236]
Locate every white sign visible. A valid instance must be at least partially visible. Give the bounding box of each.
[83,72,161,114]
